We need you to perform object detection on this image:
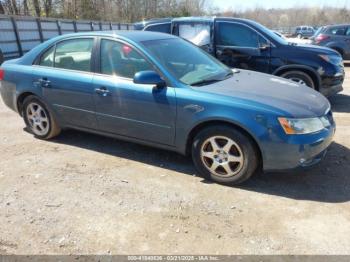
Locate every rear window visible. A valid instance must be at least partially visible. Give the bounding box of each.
[145,23,171,34]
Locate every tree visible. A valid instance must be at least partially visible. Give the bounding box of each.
[32,0,41,17]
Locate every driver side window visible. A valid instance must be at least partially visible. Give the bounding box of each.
[217,22,259,48]
[100,39,154,79]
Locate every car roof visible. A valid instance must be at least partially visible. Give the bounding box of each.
[18,30,177,65]
[135,16,259,26]
[172,16,259,24]
[53,30,176,42]
[326,24,350,28]
[172,16,214,23]
[296,25,313,28]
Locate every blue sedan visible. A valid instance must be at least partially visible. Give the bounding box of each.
[0,31,335,185]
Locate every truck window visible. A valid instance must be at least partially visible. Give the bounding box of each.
[217,22,259,48]
[178,23,210,46]
[330,27,346,35]
[145,23,171,34]
[346,27,350,36]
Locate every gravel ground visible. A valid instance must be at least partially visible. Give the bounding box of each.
[0,67,350,255]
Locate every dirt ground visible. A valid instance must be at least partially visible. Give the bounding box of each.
[0,67,350,255]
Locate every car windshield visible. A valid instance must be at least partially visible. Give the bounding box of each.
[141,38,232,86]
[249,21,289,45]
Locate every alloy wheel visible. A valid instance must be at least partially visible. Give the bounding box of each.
[26,102,49,136]
[200,136,244,177]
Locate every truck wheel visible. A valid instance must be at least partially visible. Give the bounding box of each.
[22,95,61,139]
[192,126,259,185]
[280,70,315,89]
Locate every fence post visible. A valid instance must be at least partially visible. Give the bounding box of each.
[10,17,23,56]
[126,24,129,30]
[90,22,94,31]
[73,20,77,32]
[56,20,62,35]
[36,18,44,43]
[99,22,102,31]
[118,23,121,30]
[109,22,112,30]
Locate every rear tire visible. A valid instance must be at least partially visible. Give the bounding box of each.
[192,126,259,185]
[22,95,61,139]
[280,70,315,89]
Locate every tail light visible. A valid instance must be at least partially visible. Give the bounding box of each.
[0,68,4,81]
[315,34,330,44]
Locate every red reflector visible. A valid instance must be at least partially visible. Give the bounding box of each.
[0,68,4,81]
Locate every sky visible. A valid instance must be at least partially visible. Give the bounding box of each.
[211,0,350,11]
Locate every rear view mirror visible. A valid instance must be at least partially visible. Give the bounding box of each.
[133,71,166,88]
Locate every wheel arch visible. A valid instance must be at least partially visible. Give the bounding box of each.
[185,119,264,168]
[328,46,344,57]
[273,65,321,90]
[16,91,37,116]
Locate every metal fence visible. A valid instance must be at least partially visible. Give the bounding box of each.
[0,15,134,61]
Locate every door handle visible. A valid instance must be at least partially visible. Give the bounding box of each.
[38,78,51,88]
[95,87,110,96]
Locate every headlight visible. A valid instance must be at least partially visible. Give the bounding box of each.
[278,117,330,135]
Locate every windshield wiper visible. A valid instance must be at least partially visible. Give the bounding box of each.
[190,79,221,87]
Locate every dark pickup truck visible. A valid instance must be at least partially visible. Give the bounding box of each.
[134,17,344,96]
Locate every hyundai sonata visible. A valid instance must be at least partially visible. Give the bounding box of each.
[0,31,335,185]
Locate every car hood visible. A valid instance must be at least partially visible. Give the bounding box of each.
[290,43,339,55]
[194,69,330,118]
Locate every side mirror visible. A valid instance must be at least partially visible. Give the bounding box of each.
[259,42,271,51]
[133,70,166,88]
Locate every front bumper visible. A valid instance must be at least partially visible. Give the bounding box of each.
[319,65,344,97]
[319,83,343,97]
[263,121,335,172]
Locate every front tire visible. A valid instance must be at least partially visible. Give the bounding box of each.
[280,70,315,89]
[192,126,259,185]
[22,95,61,139]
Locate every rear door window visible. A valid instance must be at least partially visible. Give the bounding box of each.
[217,22,259,48]
[39,46,55,67]
[54,38,94,72]
[178,23,210,46]
[145,23,171,34]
